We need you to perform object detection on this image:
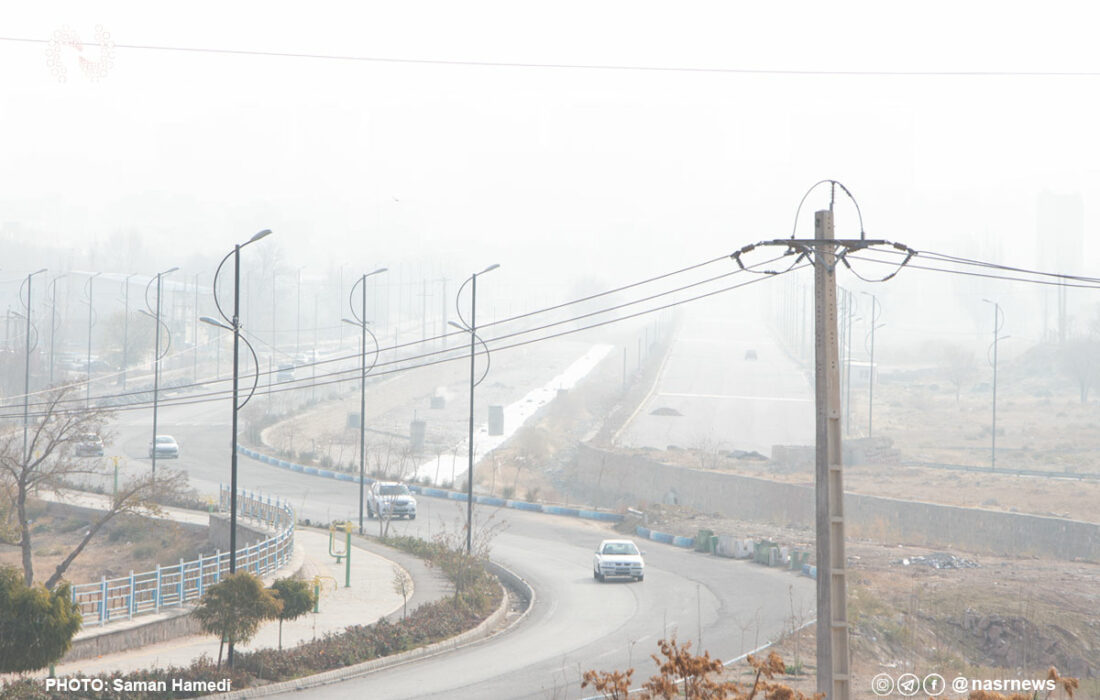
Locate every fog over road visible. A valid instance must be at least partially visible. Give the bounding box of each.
[617,296,814,457]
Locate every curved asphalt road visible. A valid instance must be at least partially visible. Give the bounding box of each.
[97,344,812,699]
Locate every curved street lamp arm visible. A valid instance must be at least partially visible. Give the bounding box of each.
[454,274,473,330]
[473,330,490,385]
[145,275,157,314]
[363,324,381,375]
[19,269,48,311]
[237,332,261,410]
[348,276,365,325]
[139,310,173,360]
[213,247,235,324]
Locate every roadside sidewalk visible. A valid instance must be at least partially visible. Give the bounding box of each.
[21,517,423,680]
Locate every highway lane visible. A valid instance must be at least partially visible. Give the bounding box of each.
[300,506,811,699]
[617,296,814,456]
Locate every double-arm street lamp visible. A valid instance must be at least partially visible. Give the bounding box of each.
[200,228,271,668]
[450,263,499,555]
[141,266,178,478]
[342,267,387,534]
[19,268,47,465]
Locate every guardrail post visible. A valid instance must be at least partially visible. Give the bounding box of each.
[155,565,162,613]
[197,554,204,598]
[128,571,135,619]
[178,558,185,604]
[99,576,108,625]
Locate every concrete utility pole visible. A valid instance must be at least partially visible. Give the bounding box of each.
[813,209,849,699]
[729,182,907,700]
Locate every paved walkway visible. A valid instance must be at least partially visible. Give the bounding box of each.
[20,516,449,679]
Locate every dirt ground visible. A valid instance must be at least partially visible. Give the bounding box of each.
[250,325,1100,695]
[0,500,209,586]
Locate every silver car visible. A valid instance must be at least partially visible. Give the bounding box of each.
[148,434,180,458]
[593,539,645,582]
[367,482,417,520]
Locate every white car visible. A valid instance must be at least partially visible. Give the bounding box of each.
[593,539,645,582]
[367,482,417,520]
[148,435,180,458]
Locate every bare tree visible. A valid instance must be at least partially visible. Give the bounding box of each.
[940,344,977,405]
[1060,337,1100,403]
[0,386,184,588]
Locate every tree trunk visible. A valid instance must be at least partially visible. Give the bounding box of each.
[17,489,33,586]
[217,637,225,668]
[278,620,283,651]
[44,513,113,590]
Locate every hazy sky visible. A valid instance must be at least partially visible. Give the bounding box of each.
[2,2,1099,343]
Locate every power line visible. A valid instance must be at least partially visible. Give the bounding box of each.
[4,35,1100,78]
[0,257,801,420]
[846,249,1100,290]
[7,249,760,413]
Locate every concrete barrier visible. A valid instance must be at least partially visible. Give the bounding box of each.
[238,446,624,526]
[572,444,1100,562]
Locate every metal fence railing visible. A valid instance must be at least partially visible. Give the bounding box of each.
[69,487,295,626]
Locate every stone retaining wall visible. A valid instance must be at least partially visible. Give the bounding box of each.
[571,444,1100,561]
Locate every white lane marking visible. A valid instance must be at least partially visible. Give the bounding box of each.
[657,392,810,402]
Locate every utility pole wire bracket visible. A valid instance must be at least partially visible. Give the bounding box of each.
[733,238,916,281]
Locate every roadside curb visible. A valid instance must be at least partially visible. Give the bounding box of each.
[237,445,624,524]
[209,559,533,698]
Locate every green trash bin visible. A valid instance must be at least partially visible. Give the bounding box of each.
[709,535,719,554]
[695,529,714,553]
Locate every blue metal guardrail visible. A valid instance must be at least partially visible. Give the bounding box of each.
[68,488,295,627]
[238,446,624,524]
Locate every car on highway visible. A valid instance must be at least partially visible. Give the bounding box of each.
[74,433,104,457]
[593,539,645,582]
[367,481,417,519]
[148,434,180,458]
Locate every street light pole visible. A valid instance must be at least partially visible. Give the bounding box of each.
[296,266,304,359]
[344,268,387,534]
[21,269,47,465]
[120,273,138,389]
[85,272,102,407]
[204,228,271,669]
[48,273,66,386]
[861,292,883,438]
[982,299,1005,470]
[144,266,179,479]
[453,263,499,555]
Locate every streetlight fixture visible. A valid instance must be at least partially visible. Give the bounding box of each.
[342,267,387,534]
[84,272,102,407]
[203,228,271,669]
[861,291,885,438]
[982,299,1007,470]
[452,263,499,555]
[48,273,66,386]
